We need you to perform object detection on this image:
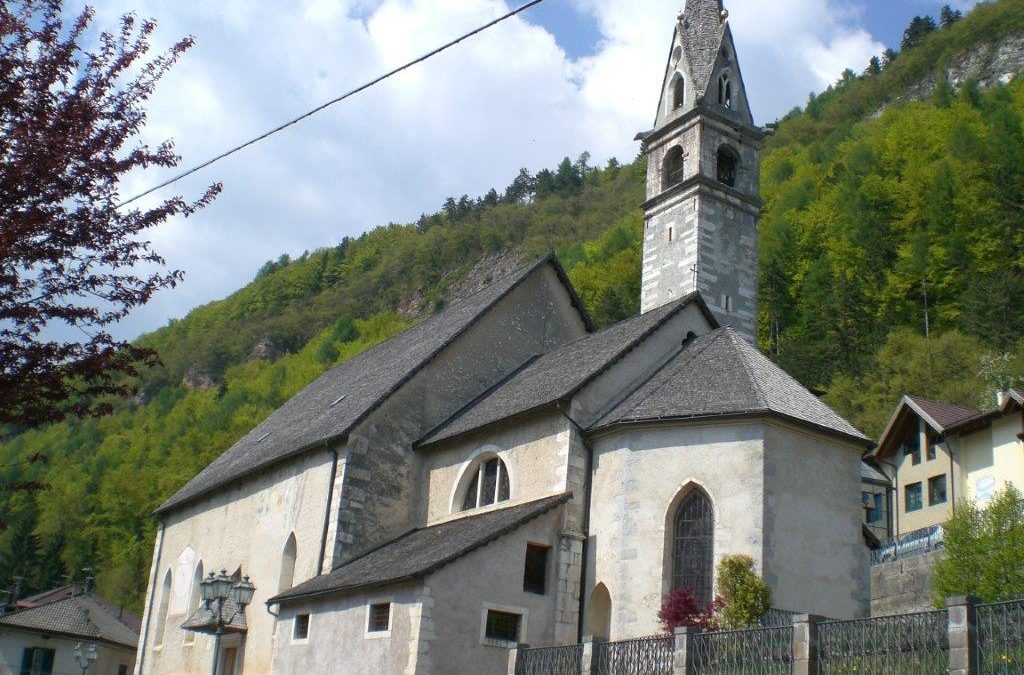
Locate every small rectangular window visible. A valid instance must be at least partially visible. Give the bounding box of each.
[905,482,923,512]
[368,602,391,633]
[485,610,521,643]
[293,613,310,640]
[862,491,884,524]
[926,437,937,461]
[523,544,550,595]
[929,475,948,506]
[667,226,674,242]
[904,433,921,466]
[20,647,54,675]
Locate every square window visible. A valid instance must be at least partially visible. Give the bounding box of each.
[368,603,391,633]
[905,482,923,512]
[523,544,550,595]
[293,613,310,640]
[485,610,521,643]
[929,475,948,506]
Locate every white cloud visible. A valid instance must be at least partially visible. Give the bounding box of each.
[62,0,888,341]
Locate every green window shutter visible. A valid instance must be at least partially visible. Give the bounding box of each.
[20,648,33,675]
[38,648,55,675]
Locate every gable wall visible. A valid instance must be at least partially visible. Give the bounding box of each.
[331,265,588,567]
[960,414,1024,505]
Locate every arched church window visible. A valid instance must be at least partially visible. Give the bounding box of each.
[672,75,686,111]
[461,456,510,511]
[155,569,172,647]
[663,147,685,190]
[672,489,714,603]
[183,561,203,645]
[718,73,733,108]
[717,145,739,188]
[279,533,297,593]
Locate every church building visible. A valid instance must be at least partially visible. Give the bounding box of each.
[134,3,871,674]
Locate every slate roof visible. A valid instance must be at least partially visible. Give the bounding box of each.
[591,328,870,444]
[860,461,890,485]
[0,592,140,648]
[418,293,716,447]
[681,0,727,99]
[159,255,586,514]
[270,493,571,604]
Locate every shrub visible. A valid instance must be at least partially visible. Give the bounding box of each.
[716,555,772,629]
[658,587,722,633]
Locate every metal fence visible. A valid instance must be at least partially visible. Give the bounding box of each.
[594,634,674,675]
[818,609,949,674]
[515,643,584,675]
[871,524,944,565]
[977,598,1024,674]
[692,625,793,675]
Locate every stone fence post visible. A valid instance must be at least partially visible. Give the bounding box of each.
[792,614,824,675]
[948,596,978,675]
[507,643,526,675]
[673,627,695,674]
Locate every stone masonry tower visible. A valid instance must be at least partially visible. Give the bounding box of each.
[638,0,762,343]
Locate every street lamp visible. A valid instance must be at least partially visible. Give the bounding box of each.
[198,570,256,675]
[72,642,97,675]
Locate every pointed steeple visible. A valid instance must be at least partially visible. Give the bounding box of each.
[679,0,728,102]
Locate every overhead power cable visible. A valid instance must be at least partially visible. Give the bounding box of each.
[118,0,550,209]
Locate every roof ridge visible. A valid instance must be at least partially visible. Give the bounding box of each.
[727,328,769,409]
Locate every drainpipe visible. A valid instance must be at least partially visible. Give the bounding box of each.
[317,443,341,576]
[135,517,166,675]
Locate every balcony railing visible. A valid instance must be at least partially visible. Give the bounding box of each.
[871,524,943,565]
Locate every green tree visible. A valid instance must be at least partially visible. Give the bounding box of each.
[933,486,1024,602]
[715,555,772,629]
[901,15,938,51]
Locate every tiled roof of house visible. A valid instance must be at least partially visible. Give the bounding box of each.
[904,395,979,431]
[591,328,870,444]
[269,493,571,604]
[0,591,140,648]
[418,293,716,447]
[159,255,587,514]
[681,0,727,99]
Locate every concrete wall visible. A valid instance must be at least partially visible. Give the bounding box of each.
[423,507,565,675]
[332,264,588,567]
[138,449,336,675]
[0,630,135,675]
[762,422,869,619]
[272,583,420,675]
[586,422,766,640]
[870,551,940,616]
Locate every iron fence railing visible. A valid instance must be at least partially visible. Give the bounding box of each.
[871,524,944,565]
[594,634,674,675]
[692,625,793,675]
[977,598,1024,674]
[515,643,584,675]
[818,609,948,674]
[760,607,799,627]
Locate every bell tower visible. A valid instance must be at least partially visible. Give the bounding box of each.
[638,0,762,343]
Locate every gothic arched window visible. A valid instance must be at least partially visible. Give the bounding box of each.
[718,73,733,108]
[183,561,203,645]
[461,456,510,511]
[671,489,714,603]
[155,569,172,647]
[672,75,686,111]
[717,145,740,188]
[279,533,297,593]
[663,147,685,190]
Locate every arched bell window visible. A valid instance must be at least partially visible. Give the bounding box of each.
[461,456,510,511]
[663,146,685,190]
[717,145,740,188]
[672,75,686,111]
[671,488,714,603]
[718,73,733,109]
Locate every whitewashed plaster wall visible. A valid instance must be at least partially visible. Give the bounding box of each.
[137,449,336,675]
[0,631,136,675]
[586,422,765,640]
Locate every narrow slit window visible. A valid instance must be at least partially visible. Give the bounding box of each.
[523,544,550,595]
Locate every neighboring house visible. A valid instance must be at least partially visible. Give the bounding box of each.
[871,390,1024,539]
[0,585,139,675]
[134,2,873,674]
[860,460,892,545]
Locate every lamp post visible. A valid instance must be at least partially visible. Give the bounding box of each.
[72,642,98,675]
[199,570,256,675]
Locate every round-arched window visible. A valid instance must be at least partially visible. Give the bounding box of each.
[461,456,510,511]
[717,145,740,188]
[672,75,686,111]
[663,146,685,190]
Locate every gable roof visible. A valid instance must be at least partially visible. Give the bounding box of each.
[269,493,571,605]
[158,255,588,514]
[591,328,869,444]
[0,591,140,649]
[874,395,980,458]
[417,293,717,448]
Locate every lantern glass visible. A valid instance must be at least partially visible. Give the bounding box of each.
[212,570,233,600]
[200,572,217,602]
[232,576,256,608]
[87,644,98,663]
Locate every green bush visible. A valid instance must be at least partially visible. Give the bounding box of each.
[715,554,772,629]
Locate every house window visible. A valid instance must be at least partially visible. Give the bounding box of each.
[663,146,685,189]
[905,482,923,512]
[903,432,921,466]
[485,610,522,643]
[293,613,310,640]
[523,544,550,595]
[863,491,884,524]
[929,475,948,506]
[20,647,54,675]
[717,146,739,188]
[926,436,937,462]
[461,456,510,511]
[672,488,714,603]
[368,602,391,633]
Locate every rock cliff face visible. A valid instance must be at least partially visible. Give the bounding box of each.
[892,34,1024,107]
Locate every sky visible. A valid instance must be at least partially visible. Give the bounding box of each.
[67,0,982,341]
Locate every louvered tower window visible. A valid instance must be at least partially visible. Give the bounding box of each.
[672,489,714,603]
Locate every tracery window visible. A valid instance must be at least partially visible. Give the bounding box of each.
[672,489,714,603]
[461,456,510,511]
[718,73,733,108]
